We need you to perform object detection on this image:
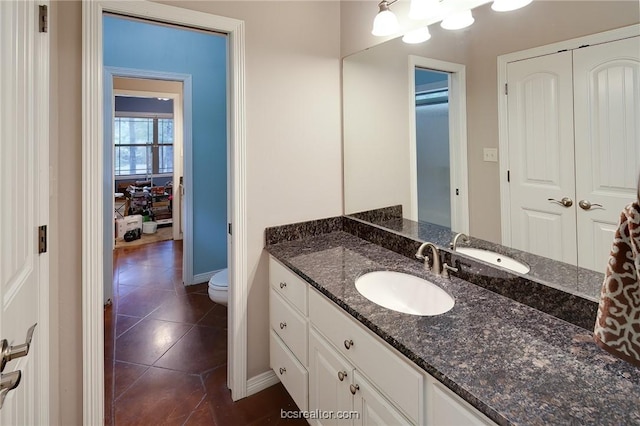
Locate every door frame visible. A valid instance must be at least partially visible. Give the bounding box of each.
[104,68,191,305]
[82,1,247,424]
[497,24,640,246]
[408,56,469,233]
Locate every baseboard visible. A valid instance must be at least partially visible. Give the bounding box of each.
[246,369,279,396]
[192,268,225,286]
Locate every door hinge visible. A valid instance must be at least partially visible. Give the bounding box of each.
[228,223,232,235]
[504,83,508,95]
[38,225,47,254]
[38,5,48,33]
[456,188,459,196]
[507,170,510,182]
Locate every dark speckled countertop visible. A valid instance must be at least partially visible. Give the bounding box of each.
[266,230,640,426]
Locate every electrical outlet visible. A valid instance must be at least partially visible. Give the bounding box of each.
[483,148,498,162]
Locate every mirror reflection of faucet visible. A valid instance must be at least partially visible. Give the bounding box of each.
[450,232,469,251]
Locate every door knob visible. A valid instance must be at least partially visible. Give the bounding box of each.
[547,197,573,207]
[0,370,21,409]
[0,323,37,372]
[578,200,603,210]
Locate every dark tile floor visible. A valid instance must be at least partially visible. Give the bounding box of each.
[105,239,307,425]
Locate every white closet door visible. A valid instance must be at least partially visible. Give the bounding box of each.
[507,51,577,264]
[573,36,640,272]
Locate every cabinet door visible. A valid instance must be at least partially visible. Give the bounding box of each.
[309,329,354,426]
[429,380,493,426]
[573,36,640,273]
[352,371,412,426]
[507,51,578,265]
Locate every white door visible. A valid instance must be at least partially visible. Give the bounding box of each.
[573,36,640,272]
[309,330,353,426]
[507,51,578,264]
[0,0,49,423]
[352,371,411,426]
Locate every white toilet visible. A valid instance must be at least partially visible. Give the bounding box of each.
[208,268,228,306]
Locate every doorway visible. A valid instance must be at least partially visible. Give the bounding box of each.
[408,56,469,234]
[414,68,450,227]
[83,3,248,423]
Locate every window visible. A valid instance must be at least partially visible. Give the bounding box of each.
[114,116,174,176]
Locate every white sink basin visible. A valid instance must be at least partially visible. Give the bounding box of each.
[355,271,454,316]
[456,247,530,274]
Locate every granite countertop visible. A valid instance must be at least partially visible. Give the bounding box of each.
[266,230,640,426]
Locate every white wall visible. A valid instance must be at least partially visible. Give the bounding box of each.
[52,1,342,423]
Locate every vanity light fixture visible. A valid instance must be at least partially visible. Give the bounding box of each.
[372,0,400,36]
[491,0,533,12]
[440,9,475,30]
[403,27,432,44]
[373,0,533,44]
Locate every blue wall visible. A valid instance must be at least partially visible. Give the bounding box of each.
[104,16,228,276]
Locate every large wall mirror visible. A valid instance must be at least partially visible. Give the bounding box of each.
[343,1,639,300]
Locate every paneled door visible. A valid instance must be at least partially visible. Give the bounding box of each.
[506,51,578,265]
[507,36,640,272]
[573,36,640,271]
[0,0,49,423]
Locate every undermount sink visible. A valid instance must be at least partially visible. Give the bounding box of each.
[355,271,454,316]
[456,247,530,274]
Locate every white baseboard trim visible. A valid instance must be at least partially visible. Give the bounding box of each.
[246,370,279,396]
[192,268,225,286]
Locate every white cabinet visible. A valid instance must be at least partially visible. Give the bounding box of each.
[269,256,495,426]
[269,257,309,411]
[309,329,355,426]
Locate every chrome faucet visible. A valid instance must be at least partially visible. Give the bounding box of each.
[415,242,441,275]
[450,232,469,251]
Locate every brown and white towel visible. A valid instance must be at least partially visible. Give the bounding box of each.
[594,201,640,367]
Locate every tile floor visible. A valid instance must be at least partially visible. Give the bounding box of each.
[105,239,307,425]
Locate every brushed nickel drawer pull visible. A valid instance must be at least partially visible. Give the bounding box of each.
[280,282,287,289]
[344,339,354,350]
[279,322,287,330]
[279,367,286,375]
[350,384,359,395]
[337,371,347,381]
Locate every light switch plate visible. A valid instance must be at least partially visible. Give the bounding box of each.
[483,148,498,162]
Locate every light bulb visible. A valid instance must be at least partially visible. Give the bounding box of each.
[402,27,432,44]
[491,0,533,12]
[441,9,474,30]
[372,9,400,36]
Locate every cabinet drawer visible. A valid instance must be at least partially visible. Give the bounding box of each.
[270,257,308,315]
[309,289,423,424]
[270,289,308,365]
[270,330,309,412]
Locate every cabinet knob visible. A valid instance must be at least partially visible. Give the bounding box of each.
[337,371,347,382]
[279,367,286,375]
[349,384,359,395]
[280,282,287,289]
[344,339,354,350]
[279,322,287,330]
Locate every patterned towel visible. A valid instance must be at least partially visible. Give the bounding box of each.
[594,201,640,367]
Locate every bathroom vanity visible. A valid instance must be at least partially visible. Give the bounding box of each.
[265,216,640,425]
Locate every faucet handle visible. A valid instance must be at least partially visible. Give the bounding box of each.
[442,263,459,279]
